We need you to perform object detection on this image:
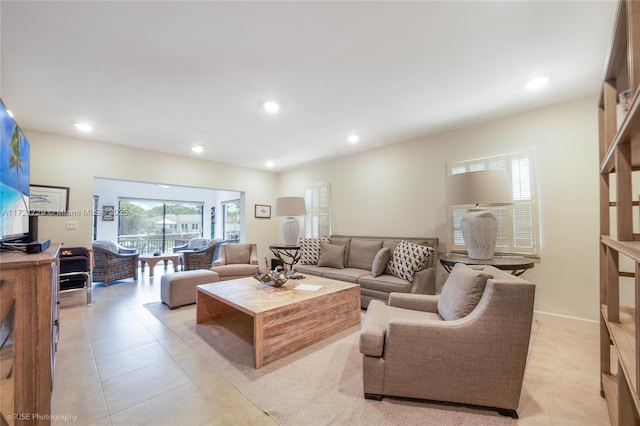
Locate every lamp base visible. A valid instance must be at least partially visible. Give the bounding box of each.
[282,217,300,246]
[461,209,497,260]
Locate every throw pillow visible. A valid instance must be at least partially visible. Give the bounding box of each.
[226,243,251,264]
[437,263,492,321]
[385,240,434,282]
[371,247,392,277]
[299,238,330,265]
[317,243,345,269]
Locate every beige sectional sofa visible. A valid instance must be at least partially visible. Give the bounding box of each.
[295,235,439,308]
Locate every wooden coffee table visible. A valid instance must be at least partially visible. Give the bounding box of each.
[196,276,361,368]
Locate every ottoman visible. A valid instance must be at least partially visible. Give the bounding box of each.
[161,270,219,309]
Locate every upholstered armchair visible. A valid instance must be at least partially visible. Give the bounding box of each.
[173,237,210,253]
[92,240,139,285]
[182,239,223,271]
[359,264,535,418]
[212,242,260,281]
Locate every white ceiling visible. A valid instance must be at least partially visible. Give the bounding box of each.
[1,1,618,172]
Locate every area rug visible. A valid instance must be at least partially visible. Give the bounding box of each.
[144,302,516,425]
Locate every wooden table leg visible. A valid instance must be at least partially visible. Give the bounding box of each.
[254,313,264,368]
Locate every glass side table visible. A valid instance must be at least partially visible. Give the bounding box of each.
[268,245,302,278]
[439,253,534,276]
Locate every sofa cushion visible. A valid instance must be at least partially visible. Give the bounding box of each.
[299,237,330,265]
[357,274,412,293]
[437,263,492,321]
[348,239,383,270]
[371,247,392,277]
[317,243,345,268]
[323,268,370,283]
[385,240,434,282]
[226,243,252,264]
[294,264,325,276]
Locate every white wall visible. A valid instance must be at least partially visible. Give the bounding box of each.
[279,96,599,321]
[27,131,280,266]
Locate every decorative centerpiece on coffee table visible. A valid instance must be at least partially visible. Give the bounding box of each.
[253,266,289,287]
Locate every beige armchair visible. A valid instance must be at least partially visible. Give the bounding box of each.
[359,264,535,418]
[211,243,259,281]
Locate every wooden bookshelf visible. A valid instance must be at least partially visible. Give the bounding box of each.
[599,1,640,424]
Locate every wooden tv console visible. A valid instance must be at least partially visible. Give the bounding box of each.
[0,244,60,426]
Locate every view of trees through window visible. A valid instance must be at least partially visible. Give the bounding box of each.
[118,199,204,254]
[222,199,240,242]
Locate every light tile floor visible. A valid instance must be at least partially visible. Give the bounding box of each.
[53,266,610,425]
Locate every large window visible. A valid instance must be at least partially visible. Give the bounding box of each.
[118,198,204,254]
[448,150,539,256]
[303,183,331,238]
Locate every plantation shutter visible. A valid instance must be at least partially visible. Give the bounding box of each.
[303,183,331,238]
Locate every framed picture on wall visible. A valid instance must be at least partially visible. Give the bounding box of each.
[102,205,115,221]
[30,184,69,215]
[255,204,271,219]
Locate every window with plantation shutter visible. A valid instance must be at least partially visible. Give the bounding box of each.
[447,150,539,256]
[303,183,331,238]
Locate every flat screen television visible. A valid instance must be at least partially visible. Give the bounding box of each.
[0,98,30,243]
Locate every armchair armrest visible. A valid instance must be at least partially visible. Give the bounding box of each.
[172,243,188,253]
[118,247,138,254]
[388,293,439,312]
[214,244,227,266]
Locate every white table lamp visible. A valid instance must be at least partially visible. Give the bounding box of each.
[275,196,307,246]
[446,170,512,260]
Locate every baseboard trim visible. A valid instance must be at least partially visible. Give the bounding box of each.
[533,310,599,334]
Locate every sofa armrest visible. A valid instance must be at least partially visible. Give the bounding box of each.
[388,293,439,312]
[250,244,259,265]
[409,266,436,295]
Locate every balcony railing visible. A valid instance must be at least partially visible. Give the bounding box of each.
[118,234,199,254]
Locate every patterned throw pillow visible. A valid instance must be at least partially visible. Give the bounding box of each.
[385,240,434,282]
[299,238,330,265]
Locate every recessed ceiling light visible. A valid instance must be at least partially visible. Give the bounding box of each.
[525,76,550,90]
[347,134,360,144]
[74,122,93,132]
[263,101,280,114]
[265,160,275,168]
[192,145,204,154]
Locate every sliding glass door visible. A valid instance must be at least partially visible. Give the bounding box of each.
[221,199,240,242]
[118,199,204,254]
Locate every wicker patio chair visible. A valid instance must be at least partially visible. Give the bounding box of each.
[182,239,223,271]
[92,240,139,285]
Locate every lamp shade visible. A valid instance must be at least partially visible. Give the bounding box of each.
[275,197,307,217]
[446,170,512,207]
[446,170,512,260]
[275,196,307,246]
